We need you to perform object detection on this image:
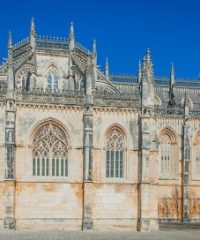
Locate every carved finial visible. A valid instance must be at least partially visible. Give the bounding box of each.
[145,48,153,69]
[146,48,151,61]
[142,48,154,80]
[69,22,75,51]
[170,62,175,88]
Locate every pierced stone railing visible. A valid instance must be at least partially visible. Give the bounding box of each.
[36,36,68,51]
[13,37,30,50]
[75,41,90,54]
[16,88,85,105]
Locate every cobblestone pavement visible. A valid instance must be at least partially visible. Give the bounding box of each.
[0,229,200,240]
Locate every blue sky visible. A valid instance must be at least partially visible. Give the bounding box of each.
[0,0,200,79]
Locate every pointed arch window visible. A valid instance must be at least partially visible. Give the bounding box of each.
[47,67,58,92]
[32,122,69,177]
[159,130,177,179]
[106,128,126,178]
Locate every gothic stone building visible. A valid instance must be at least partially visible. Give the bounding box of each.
[0,19,200,232]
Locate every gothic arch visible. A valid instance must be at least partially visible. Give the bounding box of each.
[15,64,35,90]
[30,119,71,177]
[158,127,178,179]
[104,124,128,148]
[154,96,162,106]
[43,62,62,78]
[104,124,127,179]
[29,118,72,147]
[181,98,193,110]
[158,126,177,144]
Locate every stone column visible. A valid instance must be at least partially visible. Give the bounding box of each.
[4,85,16,230]
[182,105,190,222]
[4,34,16,229]
[138,110,158,231]
[138,49,158,231]
[82,65,94,230]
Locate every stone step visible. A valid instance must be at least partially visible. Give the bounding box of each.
[160,222,200,230]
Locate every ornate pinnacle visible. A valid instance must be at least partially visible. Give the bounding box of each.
[69,22,75,51]
[30,17,36,36]
[171,62,174,74]
[184,90,189,118]
[105,57,109,79]
[93,38,96,53]
[8,31,13,63]
[69,22,75,40]
[8,31,12,49]
[142,49,153,70]
[138,60,142,83]
[145,48,153,69]
[170,62,175,88]
[146,48,151,61]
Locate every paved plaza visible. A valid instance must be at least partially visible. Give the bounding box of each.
[0,229,200,240]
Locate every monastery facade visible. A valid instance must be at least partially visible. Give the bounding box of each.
[0,19,200,231]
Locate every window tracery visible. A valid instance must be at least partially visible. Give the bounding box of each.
[159,130,177,179]
[106,128,125,178]
[32,122,69,177]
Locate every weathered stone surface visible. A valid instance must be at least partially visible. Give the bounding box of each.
[0,25,199,232]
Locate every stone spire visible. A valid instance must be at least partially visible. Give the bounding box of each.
[92,39,97,88]
[138,60,142,83]
[93,39,96,54]
[105,57,109,81]
[184,91,189,118]
[140,49,154,109]
[8,31,13,60]
[7,31,14,98]
[143,48,153,77]
[69,22,75,51]
[30,17,36,51]
[170,62,175,89]
[92,39,97,64]
[168,63,176,107]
